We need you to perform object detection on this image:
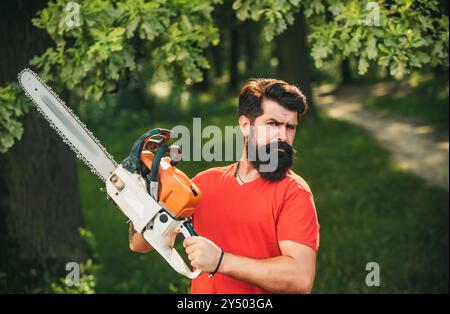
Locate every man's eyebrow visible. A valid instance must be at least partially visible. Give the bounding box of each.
[265,118,297,128]
[287,122,298,128]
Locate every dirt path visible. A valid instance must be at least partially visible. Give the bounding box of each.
[314,81,449,190]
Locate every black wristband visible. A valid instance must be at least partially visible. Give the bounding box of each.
[208,249,224,278]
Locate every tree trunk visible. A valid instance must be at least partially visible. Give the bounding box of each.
[211,42,224,79]
[210,1,229,80]
[439,0,448,15]
[243,21,257,75]
[229,25,240,91]
[341,58,353,85]
[193,49,211,91]
[0,0,87,292]
[276,10,318,121]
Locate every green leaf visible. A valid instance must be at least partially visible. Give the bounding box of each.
[417,51,431,63]
[390,62,407,79]
[366,36,378,60]
[126,16,140,38]
[108,27,125,39]
[358,57,369,75]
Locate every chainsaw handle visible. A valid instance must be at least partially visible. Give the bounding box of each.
[181,219,198,237]
[121,128,173,173]
[178,220,202,278]
[142,130,173,152]
[142,213,202,279]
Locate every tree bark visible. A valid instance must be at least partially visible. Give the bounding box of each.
[229,25,240,91]
[211,44,224,79]
[341,58,353,85]
[0,0,87,292]
[243,21,257,75]
[276,10,318,121]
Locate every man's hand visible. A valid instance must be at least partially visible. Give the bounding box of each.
[129,222,154,253]
[183,236,222,273]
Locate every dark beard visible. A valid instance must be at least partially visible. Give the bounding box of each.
[247,139,296,181]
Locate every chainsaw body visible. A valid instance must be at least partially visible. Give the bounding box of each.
[106,128,202,279]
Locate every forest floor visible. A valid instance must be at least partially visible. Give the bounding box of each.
[315,81,449,190]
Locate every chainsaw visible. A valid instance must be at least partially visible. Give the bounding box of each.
[18,69,202,279]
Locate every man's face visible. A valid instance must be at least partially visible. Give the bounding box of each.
[241,99,298,181]
[252,99,298,147]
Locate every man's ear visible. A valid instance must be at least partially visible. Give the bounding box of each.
[239,115,250,137]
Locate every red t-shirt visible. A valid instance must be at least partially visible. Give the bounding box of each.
[190,162,320,294]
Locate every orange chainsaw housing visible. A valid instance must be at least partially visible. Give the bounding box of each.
[140,151,201,218]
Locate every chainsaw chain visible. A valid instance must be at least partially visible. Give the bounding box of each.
[18,68,118,182]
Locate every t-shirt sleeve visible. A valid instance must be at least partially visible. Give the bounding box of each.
[276,188,320,252]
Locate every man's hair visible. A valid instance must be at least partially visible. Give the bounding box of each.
[238,78,308,123]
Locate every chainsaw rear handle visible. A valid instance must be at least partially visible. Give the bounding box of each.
[171,218,203,279]
[142,210,202,279]
[182,219,198,237]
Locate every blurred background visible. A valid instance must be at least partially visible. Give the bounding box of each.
[0,0,448,293]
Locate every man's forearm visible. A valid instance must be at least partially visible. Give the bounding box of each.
[218,253,313,293]
[129,222,153,253]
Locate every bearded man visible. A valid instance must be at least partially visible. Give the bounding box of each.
[130,78,320,294]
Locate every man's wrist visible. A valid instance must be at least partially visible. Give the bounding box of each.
[218,252,231,275]
[208,248,224,278]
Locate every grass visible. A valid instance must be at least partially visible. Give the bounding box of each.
[76,90,449,293]
[300,111,448,293]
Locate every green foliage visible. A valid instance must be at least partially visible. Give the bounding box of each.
[0,84,30,153]
[31,0,221,99]
[49,228,99,294]
[0,0,221,153]
[1,0,448,153]
[168,277,191,293]
[79,227,100,260]
[308,0,449,78]
[234,0,448,78]
[233,0,300,41]
[50,259,97,294]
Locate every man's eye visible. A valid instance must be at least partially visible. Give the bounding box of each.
[268,122,278,126]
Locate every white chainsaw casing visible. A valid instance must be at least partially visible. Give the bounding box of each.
[106,165,161,232]
[106,165,201,279]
